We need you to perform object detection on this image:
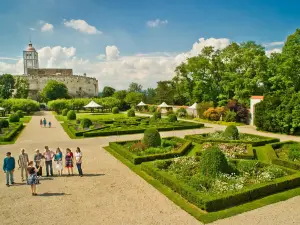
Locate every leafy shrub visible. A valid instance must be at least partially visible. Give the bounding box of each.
[153,111,161,120]
[226,99,249,123]
[153,160,172,170]
[9,114,20,122]
[112,107,119,114]
[288,145,300,161]
[196,101,214,119]
[224,125,239,140]
[161,139,178,148]
[143,128,161,147]
[176,108,188,118]
[188,173,213,191]
[127,109,135,117]
[199,146,229,177]
[166,110,174,116]
[168,114,177,122]
[0,119,9,128]
[16,110,24,118]
[149,105,157,113]
[80,118,92,128]
[203,108,220,121]
[67,110,76,120]
[62,108,69,116]
[237,160,262,176]
[224,110,237,122]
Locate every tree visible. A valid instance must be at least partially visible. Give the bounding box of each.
[41,80,69,101]
[125,92,144,107]
[128,82,143,93]
[113,90,129,110]
[0,74,15,99]
[144,88,156,104]
[102,86,115,97]
[155,81,174,104]
[14,76,29,98]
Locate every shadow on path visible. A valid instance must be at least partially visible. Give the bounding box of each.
[38,192,70,197]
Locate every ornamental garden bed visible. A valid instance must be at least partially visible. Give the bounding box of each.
[0,122,24,144]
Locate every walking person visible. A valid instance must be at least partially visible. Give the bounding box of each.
[75,147,83,177]
[27,161,41,196]
[34,149,43,177]
[3,152,15,187]
[18,149,29,182]
[43,118,47,128]
[43,146,54,177]
[54,148,63,176]
[40,119,43,127]
[65,148,74,176]
[48,121,52,128]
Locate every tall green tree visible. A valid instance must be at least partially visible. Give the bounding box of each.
[125,92,144,107]
[41,80,69,101]
[14,76,29,98]
[155,81,175,104]
[128,82,142,93]
[144,88,156,104]
[0,74,15,99]
[102,86,116,97]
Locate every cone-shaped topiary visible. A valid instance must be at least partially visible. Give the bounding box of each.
[200,146,229,178]
[16,110,24,118]
[67,110,76,120]
[152,112,161,120]
[80,118,92,128]
[224,125,239,140]
[168,114,177,122]
[62,108,69,116]
[143,128,161,147]
[112,107,119,114]
[9,114,20,122]
[127,109,135,117]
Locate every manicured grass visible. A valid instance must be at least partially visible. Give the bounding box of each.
[104,145,300,223]
[20,116,32,123]
[193,118,245,126]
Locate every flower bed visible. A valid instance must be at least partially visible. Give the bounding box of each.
[141,157,300,212]
[185,132,279,146]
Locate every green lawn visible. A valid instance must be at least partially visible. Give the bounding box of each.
[20,116,32,123]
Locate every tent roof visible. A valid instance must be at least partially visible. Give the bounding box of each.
[137,101,147,106]
[158,102,170,108]
[84,100,102,108]
[189,102,197,109]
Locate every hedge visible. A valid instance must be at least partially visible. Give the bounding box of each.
[109,137,192,164]
[234,144,255,160]
[0,123,24,142]
[68,124,111,137]
[185,133,279,147]
[141,160,300,212]
[272,158,300,171]
[270,141,299,149]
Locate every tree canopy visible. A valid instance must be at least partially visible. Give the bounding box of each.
[41,80,69,101]
[0,74,15,99]
[102,86,116,97]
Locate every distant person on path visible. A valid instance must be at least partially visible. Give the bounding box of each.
[43,118,47,128]
[54,148,63,176]
[34,149,43,177]
[48,121,52,128]
[40,119,42,127]
[3,152,15,187]
[43,146,54,177]
[65,148,74,176]
[27,161,40,196]
[18,149,29,181]
[75,147,83,177]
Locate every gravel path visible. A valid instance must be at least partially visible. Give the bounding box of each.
[0,111,299,225]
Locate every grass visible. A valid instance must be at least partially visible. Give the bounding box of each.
[104,145,300,224]
[193,118,245,126]
[20,116,32,123]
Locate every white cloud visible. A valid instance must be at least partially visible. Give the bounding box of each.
[146,19,168,28]
[29,28,36,31]
[41,23,54,32]
[63,19,102,34]
[266,48,282,57]
[263,41,284,47]
[105,46,120,60]
[0,57,20,60]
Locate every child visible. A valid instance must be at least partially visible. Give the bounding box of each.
[48,121,52,128]
[27,161,41,196]
[3,152,15,187]
[40,119,42,127]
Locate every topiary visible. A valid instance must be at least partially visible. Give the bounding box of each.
[67,110,76,120]
[224,125,239,140]
[199,146,229,178]
[0,119,9,128]
[62,108,69,116]
[143,128,161,147]
[127,109,135,117]
[168,114,177,122]
[112,107,119,114]
[16,110,24,118]
[152,111,161,120]
[9,114,20,123]
[176,108,188,118]
[80,118,92,128]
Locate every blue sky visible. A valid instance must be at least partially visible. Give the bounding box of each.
[0,0,299,89]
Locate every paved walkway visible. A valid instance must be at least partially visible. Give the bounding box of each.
[0,111,299,225]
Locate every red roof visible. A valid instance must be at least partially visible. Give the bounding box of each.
[251,96,264,100]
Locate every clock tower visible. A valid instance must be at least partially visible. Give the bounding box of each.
[23,41,39,75]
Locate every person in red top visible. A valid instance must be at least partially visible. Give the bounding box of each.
[65,148,74,176]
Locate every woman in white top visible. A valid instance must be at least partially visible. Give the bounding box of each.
[75,147,83,177]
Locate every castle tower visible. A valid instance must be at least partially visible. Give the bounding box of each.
[23,41,39,75]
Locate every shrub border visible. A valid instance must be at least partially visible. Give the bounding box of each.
[0,123,24,142]
[109,137,192,164]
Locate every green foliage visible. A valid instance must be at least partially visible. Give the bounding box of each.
[288,145,300,161]
[143,128,161,147]
[224,110,237,122]
[199,146,230,178]
[196,102,214,119]
[41,80,69,101]
[149,105,157,113]
[152,111,161,120]
[102,86,115,97]
[0,119,9,128]
[203,108,220,121]
[0,74,14,99]
[1,99,39,114]
[14,76,29,98]
[80,118,92,128]
[16,110,24,118]
[224,125,240,140]
[125,92,144,107]
[128,82,143,93]
[9,114,20,122]
[112,107,119,114]
[48,99,70,114]
[168,114,177,122]
[166,110,174,116]
[67,110,76,120]
[127,109,135,117]
[176,108,188,118]
[155,81,174,104]
[62,108,69,116]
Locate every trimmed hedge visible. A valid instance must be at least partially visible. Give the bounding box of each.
[16,110,24,118]
[109,137,192,164]
[141,160,300,212]
[68,124,111,137]
[143,128,161,147]
[272,158,300,171]
[9,114,20,122]
[235,144,255,159]
[185,133,279,147]
[112,107,119,114]
[127,109,135,117]
[0,123,24,142]
[67,110,76,120]
[0,119,9,128]
[62,108,69,116]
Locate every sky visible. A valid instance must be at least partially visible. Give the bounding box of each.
[0,0,299,90]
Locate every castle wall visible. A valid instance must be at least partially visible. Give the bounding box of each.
[27,68,73,76]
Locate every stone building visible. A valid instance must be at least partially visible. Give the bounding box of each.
[19,42,98,100]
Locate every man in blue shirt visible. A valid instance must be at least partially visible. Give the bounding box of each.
[3,152,15,187]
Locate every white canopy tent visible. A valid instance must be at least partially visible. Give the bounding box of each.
[158,102,171,108]
[137,101,147,107]
[189,102,197,117]
[0,107,5,116]
[84,100,102,112]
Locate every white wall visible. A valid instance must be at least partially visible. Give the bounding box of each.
[250,98,263,126]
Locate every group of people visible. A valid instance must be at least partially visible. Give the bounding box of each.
[40,118,51,128]
[3,146,83,196]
